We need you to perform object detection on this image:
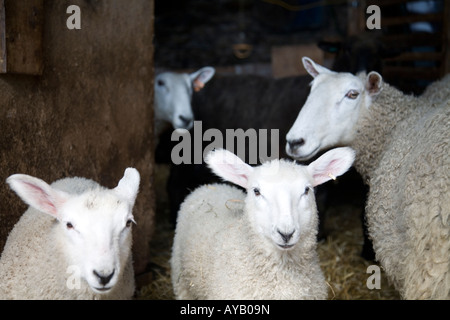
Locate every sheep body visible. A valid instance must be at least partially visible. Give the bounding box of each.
[365,93,450,299]
[0,169,139,300]
[420,74,450,104]
[171,148,355,299]
[286,58,449,299]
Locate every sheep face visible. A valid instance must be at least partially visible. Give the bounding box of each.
[205,148,355,251]
[155,72,195,130]
[6,168,140,295]
[154,67,215,131]
[61,190,135,294]
[286,57,382,161]
[245,162,316,250]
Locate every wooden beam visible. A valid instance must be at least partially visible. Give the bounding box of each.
[382,66,441,80]
[384,51,443,62]
[0,0,6,73]
[444,0,450,75]
[382,13,443,27]
[1,0,43,75]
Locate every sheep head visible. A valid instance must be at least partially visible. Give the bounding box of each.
[6,168,140,295]
[286,57,382,161]
[205,148,354,251]
[154,67,215,131]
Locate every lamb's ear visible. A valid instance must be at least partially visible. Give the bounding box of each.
[115,168,140,205]
[190,66,215,92]
[365,71,383,96]
[302,56,333,78]
[6,174,69,217]
[205,149,253,189]
[307,147,355,187]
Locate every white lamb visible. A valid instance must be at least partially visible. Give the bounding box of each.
[286,57,449,299]
[0,168,140,300]
[154,67,215,138]
[171,147,355,299]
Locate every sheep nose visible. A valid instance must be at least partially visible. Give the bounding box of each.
[277,229,295,243]
[288,138,305,151]
[178,115,192,126]
[93,269,115,286]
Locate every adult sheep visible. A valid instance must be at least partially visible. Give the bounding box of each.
[286,57,449,299]
[154,67,215,140]
[171,147,355,299]
[0,168,140,299]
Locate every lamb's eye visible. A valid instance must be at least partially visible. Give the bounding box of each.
[304,187,311,196]
[157,79,165,87]
[345,90,359,99]
[253,188,261,196]
[66,222,74,230]
[126,219,134,228]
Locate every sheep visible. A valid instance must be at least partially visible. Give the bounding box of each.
[0,168,140,300]
[171,147,355,300]
[285,57,450,299]
[154,67,215,139]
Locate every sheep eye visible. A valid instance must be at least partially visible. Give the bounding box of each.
[304,187,311,196]
[253,188,261,196]
[66,222,74,230]
[126,219,135,228]
[157,79,165,87]
[345,90,359,99]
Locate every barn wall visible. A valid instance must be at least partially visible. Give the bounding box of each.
[0,0,155,275]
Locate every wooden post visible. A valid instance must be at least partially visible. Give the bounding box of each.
[347,0,366,35]
[444,0,450,75]
[0,0,43,75]
[0,0,6,73]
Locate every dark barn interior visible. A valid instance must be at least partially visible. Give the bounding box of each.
[0,0,448,300]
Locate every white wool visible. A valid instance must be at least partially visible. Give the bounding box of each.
[0,168,140,300]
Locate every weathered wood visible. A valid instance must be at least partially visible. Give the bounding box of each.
[444,0,450,75]
[1,0,43,74]
[0,0,6,73]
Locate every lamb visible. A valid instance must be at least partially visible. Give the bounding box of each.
[154,67,215,139]
[286,57,450,299]
[0,168,140,300]
[171,147,355,299]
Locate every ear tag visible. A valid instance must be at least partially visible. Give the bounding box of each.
[328,173,337,181]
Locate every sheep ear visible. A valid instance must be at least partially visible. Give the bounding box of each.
[205,149,253,189]
[307,147,355,187]
[115,168,140,205]
[302,56,333,78]
[190,67,215,92]
[366,71,383,96]
[6,174,69,217]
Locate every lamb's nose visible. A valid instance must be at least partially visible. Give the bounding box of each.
[277,229,295,243]
[288,138,305,151]
[178,115,192,127]
[93,269,115,286]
